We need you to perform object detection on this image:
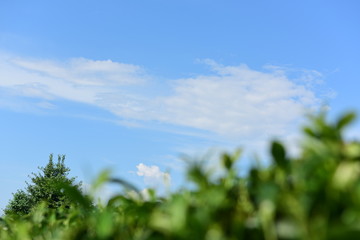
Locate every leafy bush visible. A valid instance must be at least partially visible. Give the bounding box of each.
[1,112,360,239]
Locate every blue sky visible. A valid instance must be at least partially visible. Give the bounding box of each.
[1,0,360,210]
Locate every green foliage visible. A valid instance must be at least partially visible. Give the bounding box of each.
[4,154,82,216]
[3,190,32,216]
[1,112,360,239]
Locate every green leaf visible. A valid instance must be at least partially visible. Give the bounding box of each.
[271,141,287,168]
[336,112,356,130]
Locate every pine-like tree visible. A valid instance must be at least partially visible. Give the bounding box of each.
[4,154,82,216]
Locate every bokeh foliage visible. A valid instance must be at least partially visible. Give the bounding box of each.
[1,112,360,239]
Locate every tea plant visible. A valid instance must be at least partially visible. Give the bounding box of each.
[1,112,360,240]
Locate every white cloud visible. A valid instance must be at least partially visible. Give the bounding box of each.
[0,53,327,144]
[157,64,319,139]
[0,54,147,104]
[136,163,171,188]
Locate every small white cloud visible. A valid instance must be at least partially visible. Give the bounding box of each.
[136,163,171,188]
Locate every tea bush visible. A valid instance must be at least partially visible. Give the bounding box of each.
[1,112,360,240]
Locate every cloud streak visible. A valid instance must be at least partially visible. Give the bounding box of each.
[0,53,326,142]
[0,54,146,103]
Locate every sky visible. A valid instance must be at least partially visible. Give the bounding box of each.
[1,0,360,210]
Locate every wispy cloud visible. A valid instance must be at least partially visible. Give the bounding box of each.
[0,53,328,143]
[156,62,321,139]
[0,54,146,103]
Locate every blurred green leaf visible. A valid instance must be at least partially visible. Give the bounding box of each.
[271,141,287,168]
[336,112,356,130]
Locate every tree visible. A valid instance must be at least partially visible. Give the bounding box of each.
[4,154,82,216]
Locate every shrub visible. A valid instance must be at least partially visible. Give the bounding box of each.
[1,112,360,239]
